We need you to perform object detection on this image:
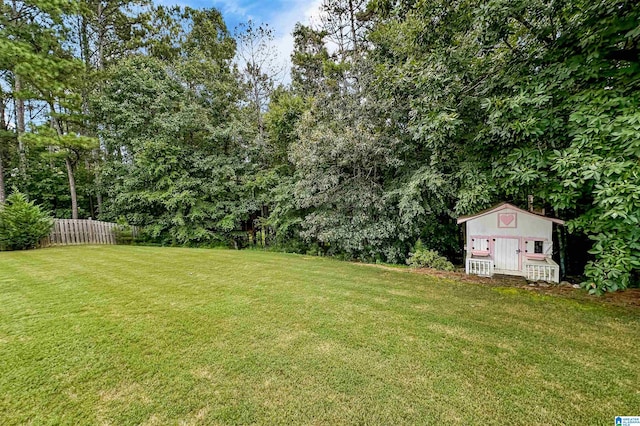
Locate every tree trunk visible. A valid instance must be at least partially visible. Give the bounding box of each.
[348,0,358,54]
[65,156,79,219]
[0,148,5,204]
[80,15,91,68]
[80,9,106,220]
[556,225,566,280]
[50,103,79,219]
[79,14,91,122]
[11,0,26,179]
[88,193,95,218]
[96,190,103,217]
[97,1,105,70]
[94,153,103,218]
[252,75,265,143]
[0,94,6,203]
[14,75,27,179]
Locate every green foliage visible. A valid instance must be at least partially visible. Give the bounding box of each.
[2,0,638,293]
[291,24,331,95]
[114,227,135,245]
[264,89,306,169]
[22,125,97,152]
[96,53,247,247]
[0,192,53,250]
[474,0,640,292]
[367,0,640,292]
[112,216,136,245]
[289,93,407,263]
[406,240,455,271]
[551,90,640,294]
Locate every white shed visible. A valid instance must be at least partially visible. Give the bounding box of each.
[457,202,565,282]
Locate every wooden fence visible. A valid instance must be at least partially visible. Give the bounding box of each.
[40,219,138,246]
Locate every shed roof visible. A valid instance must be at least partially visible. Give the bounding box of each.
[456,202,565,225]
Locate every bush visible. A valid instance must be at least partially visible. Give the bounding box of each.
[406,240,455,271]
[0,192,53,250]
[114,226,135,245]
[114,216,136,245]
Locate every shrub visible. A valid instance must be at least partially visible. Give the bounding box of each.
[114,216,136,245]
[114,227,135,245]
[406,240,455,271]
[0,192,53,250]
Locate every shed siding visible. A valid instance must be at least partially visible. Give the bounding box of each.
[466,207,552,244]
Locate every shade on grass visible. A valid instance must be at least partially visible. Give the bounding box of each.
[0,246,638,424]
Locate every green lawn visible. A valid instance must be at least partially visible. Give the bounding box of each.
[0,246,638,425]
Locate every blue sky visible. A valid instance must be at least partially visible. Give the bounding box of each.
[155,0,324,78]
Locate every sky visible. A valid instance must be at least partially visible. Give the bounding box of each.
[1,1,324,126]
[155,0,325,82]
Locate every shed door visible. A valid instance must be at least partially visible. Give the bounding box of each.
[494,238,520,271]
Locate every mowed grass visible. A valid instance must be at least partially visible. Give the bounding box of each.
[0,246,638,425]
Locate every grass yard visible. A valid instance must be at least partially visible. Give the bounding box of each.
[0,246,638,425]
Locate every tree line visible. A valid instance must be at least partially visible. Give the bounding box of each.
[1,0,638,293]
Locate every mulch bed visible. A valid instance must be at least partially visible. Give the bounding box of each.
[417,268,640,309]
[361,263,640,309]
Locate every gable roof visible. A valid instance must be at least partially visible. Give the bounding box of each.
[456,202,565,225]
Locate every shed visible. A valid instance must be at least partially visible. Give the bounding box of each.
[457,202,565,282]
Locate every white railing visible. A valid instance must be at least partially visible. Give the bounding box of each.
[466,258,494,277]
[525,261,559,283]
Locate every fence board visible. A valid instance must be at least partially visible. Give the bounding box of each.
[84,221,90,243]
[80,221,86,243]
[61,220,67,245]
[72,220,78,244]
[76,221,81,244]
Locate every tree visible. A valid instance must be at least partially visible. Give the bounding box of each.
[234,20,283,143]
[291,24,332,96]
[320,0,369,59]
[264,88,306,169]
[75,0,150,71]
[94,7,246,246]
[0,0,99,219]
[73,0,151,215]
[0,191,53,250]
[289,91,408,261]
[22,125,98,219]
[0,88,8,203]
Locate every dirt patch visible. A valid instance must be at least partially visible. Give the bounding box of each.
[354,262,640,309]
[586,288,640,308]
